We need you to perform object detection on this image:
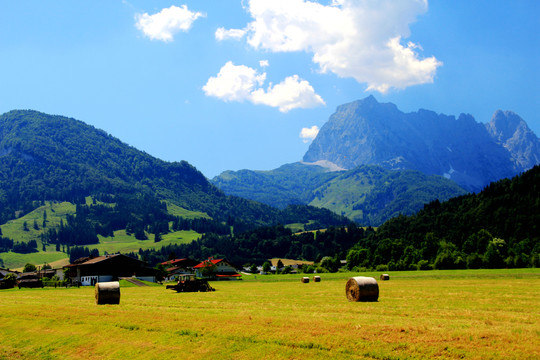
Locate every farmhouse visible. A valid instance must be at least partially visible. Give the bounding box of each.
[159,258,199,280]
[193,257,241,280]
[64,254,155,285]
[0,268,19,289]
[17,272,43,288]
[0,268,18,279]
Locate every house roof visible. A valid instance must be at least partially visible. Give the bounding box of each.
[65,254,145,268]
[80,254,122,265]
[193,258,224,269]
[165,266,192,273]
[216,273,242,277]
[159,258,198,267]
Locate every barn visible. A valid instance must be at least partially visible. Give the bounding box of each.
[64,254,155,285]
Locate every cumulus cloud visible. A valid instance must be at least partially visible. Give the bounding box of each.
[135,4,204,42]
[259,60,269,68]
[300,125,320,143]
[215,27,247,41]
[202,61,266,102]
[223,0,441,92]
[203,62,324,112]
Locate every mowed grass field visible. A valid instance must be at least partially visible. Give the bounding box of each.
[0,269,538,360]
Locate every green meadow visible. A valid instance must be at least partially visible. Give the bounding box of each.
[0,199,206,269]
[1,269,538,360]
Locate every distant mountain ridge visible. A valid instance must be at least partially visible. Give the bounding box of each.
[212,162,466,225]
[212,96,539,224]
[303,96,540,191]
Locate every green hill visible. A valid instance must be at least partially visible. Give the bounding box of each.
[0,110,350,268]
[310,165,468,224]
[212,162,467,225]
[349,165,540,270]
[212,162,341,208]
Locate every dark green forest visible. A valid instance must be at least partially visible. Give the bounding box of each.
[140,166,539,269]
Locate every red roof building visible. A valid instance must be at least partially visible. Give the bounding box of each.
[193,258,241,280]
[159,258,199,280]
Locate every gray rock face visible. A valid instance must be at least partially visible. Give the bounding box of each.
[303,96,539,191]
[486,110,540,171]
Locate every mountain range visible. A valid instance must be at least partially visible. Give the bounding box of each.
[303,96,540,191]
[212,96,540,224]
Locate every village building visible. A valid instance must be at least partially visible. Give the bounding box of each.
[0,268,19,289]
[64,254,155,285]
[159,258,199,280]
[193,258,241,280]
[17,272,43,288]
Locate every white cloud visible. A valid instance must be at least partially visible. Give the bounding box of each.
[203,61,266,102]
[300,125,320,143]
[135,5,204,42]
[224,0,441,92]
[203,62,324,112]
[251,75,325,112]
[215,27,246,41]
[259,60,269,68]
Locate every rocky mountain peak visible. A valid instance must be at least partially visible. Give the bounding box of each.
[303,97,539,192]
[486,110,540,170]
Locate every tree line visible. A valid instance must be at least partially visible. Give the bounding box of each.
[136,166,539,270]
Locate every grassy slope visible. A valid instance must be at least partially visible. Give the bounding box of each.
[0,269,538,359]
[0,201,206,269]
[92,229,200,254]
[309,171,374,220]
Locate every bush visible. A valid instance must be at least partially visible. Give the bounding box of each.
[416,259,431,270]
[466,253,483,269]
[350,266,368,272]
[375,264,388,272]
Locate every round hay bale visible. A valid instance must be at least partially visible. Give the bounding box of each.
[95,281,120,305]
[380,273,390,281]
[345,276,379,302]
[301,277,310,283]
[313,276,321,282]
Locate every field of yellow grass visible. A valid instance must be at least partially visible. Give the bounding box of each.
[0,269,538,359]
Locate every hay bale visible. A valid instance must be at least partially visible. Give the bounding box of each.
[301,277,310,283]
[345,276,379,302]
[380,273,390,280]
[313,276,321,282]
[95,281,120,305]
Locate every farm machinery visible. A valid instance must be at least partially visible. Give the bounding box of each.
[166,274,215,292]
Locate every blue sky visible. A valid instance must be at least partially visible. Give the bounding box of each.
[1,1,538,178]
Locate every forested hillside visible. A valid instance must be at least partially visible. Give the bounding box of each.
[212,163,467,225]
[0,110,219,223]
[0,110,350,267]
[158,166,539,269]
[348,165,540,270]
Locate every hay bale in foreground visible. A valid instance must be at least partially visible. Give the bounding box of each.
[301,277,310,283]
[380,274,390,280]
[95,281,120,305]
[345,277,379,302]
[313,276,321,282]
